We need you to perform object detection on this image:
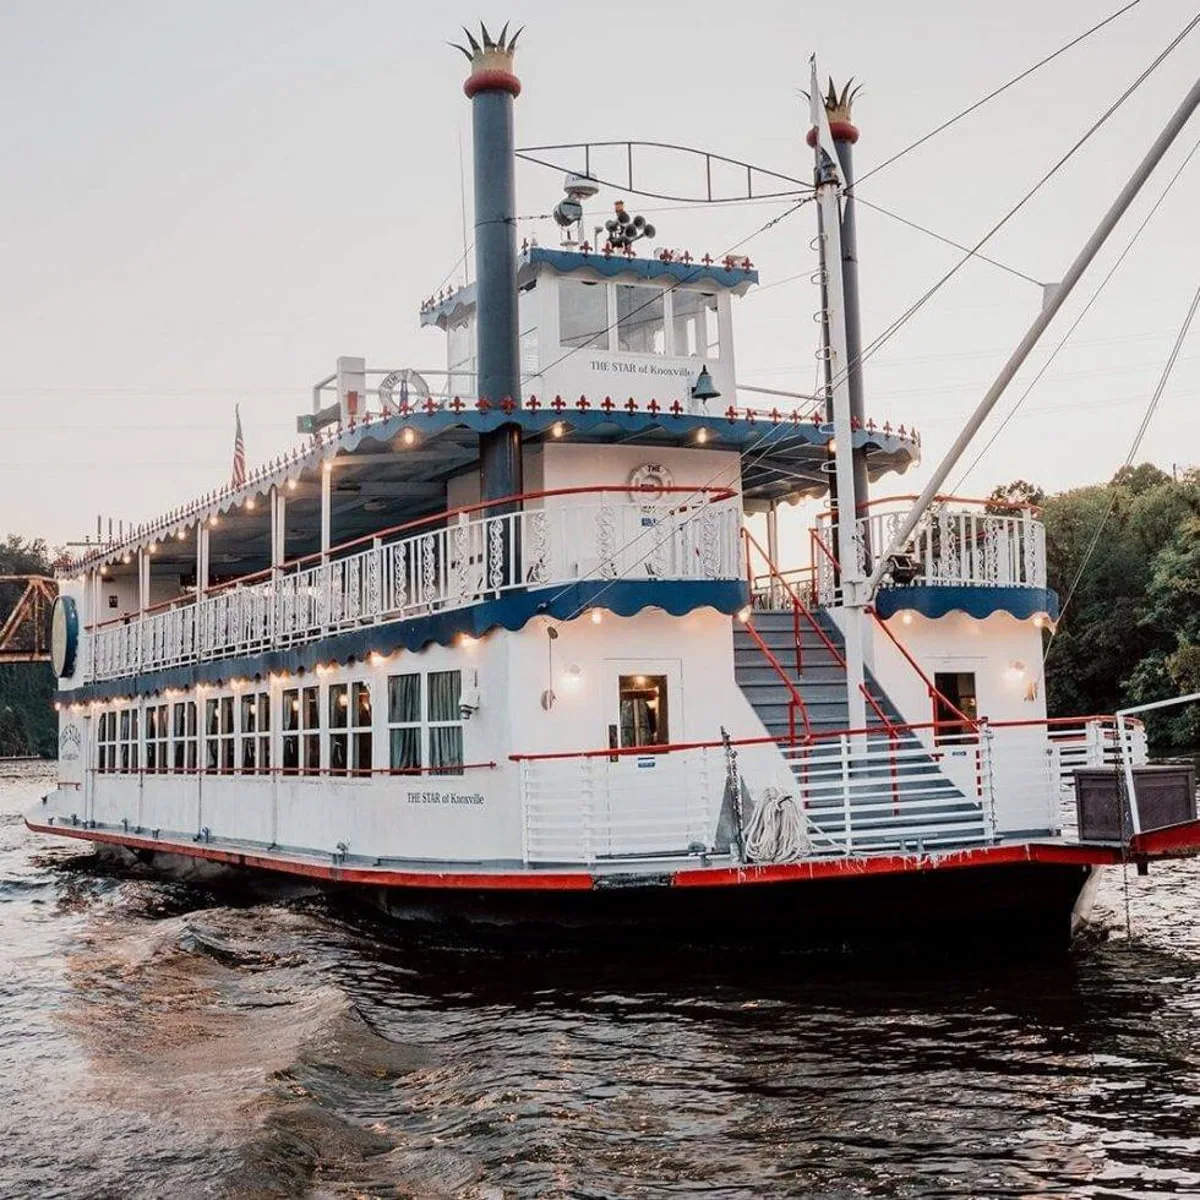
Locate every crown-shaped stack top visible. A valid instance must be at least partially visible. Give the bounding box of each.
[454,23,523,98]
[822,79,861,125]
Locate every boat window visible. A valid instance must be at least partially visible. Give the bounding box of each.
[205,696,235,773]
[239,692,271,775]
[144,703,168,774]
[97,710,117,773]
[671,290,719,359]
[352,683,372,775]
[559,278,609,350]
[118,707,139,773]
[618,674,669,748]
[302,687,320,773]
[616,284,665,355]
[933,672,978,743]
[173,700,197,772]
[282,686,320,774]
[388,672,422,772]
[329,684,349,773]
[428,670,463,775]
[241,694,258,773]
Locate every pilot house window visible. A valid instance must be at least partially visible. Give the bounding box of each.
[559,278,609,350]
[618,674,670,748]
[672,290,719,359]
[615,284,665,354]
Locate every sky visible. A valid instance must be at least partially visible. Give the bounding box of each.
[1,0,1198,554]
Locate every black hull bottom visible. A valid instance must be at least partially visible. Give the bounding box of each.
[369,862,1098,957]
[93,843,1097,957]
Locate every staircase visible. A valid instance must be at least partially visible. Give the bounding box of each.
[733,607,991,852]
[733,608,896,740]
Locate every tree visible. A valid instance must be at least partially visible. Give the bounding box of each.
[1039,464,1200,746]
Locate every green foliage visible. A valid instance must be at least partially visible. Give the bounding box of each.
[0,535,57,758]
[1031,464,1200,748]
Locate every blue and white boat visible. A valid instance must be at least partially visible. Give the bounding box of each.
[31,26,1200,951]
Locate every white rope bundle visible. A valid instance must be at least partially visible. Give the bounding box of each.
[744,786,808,863]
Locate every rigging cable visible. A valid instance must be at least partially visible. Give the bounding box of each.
[823,10,1200,397]
[855,0,1144,187]
[952,132,1200,493]
[1046,284,1200,654]
[524,12,1199,622]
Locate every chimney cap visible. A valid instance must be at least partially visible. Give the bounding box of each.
[454,22,523,98]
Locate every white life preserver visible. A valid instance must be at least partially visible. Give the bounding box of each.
[629,463,674,504]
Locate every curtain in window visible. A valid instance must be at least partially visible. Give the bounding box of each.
[428,671,460,722]
[429,726,463,774]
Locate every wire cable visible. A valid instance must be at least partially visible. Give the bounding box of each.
[827,11,1200,396]
[856,0,1145,187]
[1046,283,1200,651]
[953,132,1200,493]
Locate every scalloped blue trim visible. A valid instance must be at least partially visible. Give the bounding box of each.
[59,580,749,704]
[874,585,1060,622]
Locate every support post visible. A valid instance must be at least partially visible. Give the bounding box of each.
[271,486,286,580]
[810,61,867,735]
[320,465,332,563]
[196,523,209,601]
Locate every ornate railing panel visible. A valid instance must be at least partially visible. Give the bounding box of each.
[87,497,742,683]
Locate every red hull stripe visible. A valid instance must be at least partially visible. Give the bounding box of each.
[26,819,1140,892]
[1130,818,1200,858]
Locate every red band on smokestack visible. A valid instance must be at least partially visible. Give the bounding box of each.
[464,69,522,98]
[805,121,859,147]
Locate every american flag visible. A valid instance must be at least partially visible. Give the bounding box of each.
[231,404,246,487]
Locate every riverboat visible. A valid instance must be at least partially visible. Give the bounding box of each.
[30,26,1200,950]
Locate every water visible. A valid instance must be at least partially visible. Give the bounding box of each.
[4,762,1200,1199]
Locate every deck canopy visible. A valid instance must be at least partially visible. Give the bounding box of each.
[66,406,920,586]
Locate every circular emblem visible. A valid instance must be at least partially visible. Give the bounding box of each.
[629,463,674,504]
[50,595,79,680]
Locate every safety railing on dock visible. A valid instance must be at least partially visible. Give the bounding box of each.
[87,486,743,682]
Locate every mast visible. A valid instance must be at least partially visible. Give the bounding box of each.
[808,81,869,541]
[810,60,868,734]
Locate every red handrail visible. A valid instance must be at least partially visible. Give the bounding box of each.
[739,618,812,742]
[743,527,896,733]
[868,606,980,734]
[507,712,1130,763]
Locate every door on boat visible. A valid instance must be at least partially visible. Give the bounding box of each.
[601,658,687,857]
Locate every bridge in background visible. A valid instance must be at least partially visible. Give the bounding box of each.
[0,576,57,664]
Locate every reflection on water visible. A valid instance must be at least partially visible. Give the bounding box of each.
[4,762,1200,1198]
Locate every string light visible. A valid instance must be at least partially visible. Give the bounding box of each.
[402,427,417,446]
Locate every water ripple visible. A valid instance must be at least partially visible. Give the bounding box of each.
[3,763,1200,1197]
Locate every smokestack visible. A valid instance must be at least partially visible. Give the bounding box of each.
[456,23,524,509]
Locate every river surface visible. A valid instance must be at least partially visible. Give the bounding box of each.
[3,761,1200,1199]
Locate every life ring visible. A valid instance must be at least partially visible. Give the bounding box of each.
[629,463,674,504]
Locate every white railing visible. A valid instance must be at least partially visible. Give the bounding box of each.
[87,496,742,683]
[1045,717,1147,791]
[518,748,723,864]
[514,718,1142,866]
[814,505,1046,604]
